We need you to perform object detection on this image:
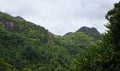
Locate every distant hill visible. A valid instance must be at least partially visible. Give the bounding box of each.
[76,26,102,40]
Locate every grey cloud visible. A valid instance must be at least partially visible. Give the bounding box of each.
[0,0,119,35]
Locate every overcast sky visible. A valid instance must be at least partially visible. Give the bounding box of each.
[0,0,119,35]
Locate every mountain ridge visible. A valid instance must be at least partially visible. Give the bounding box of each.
[0,11,102,71]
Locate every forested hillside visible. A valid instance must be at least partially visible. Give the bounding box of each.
[0,1,120,71]
[0,11,100,71]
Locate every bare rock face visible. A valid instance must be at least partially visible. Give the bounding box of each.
[0,19,15,30]
[5,21,15,30]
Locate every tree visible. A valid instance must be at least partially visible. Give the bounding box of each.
[102,1,120,70]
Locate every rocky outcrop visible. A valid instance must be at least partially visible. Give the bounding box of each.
[5,21,15,30]
[0,19,15,30]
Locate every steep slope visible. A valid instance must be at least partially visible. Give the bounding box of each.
[0,11,71,71]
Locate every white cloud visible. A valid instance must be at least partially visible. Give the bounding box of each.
[0,0,119,35]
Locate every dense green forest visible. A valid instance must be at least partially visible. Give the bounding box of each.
[0,1,120,71]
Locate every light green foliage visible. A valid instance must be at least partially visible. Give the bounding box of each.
[23,68,32,71]
[0,59,12,71]
[64,32,95,46]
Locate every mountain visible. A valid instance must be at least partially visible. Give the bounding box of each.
[76,26,102,40]
[0,11,101,71]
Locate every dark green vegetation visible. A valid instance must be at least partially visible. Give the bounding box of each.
[0,1,120,71]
